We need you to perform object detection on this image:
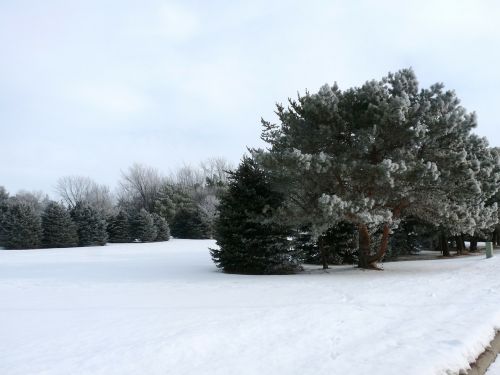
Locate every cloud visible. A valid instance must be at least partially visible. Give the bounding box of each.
[1,0,500,195]
[124,1,200,42]
[72,82,152,116]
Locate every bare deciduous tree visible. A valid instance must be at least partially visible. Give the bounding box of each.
[55,176,114,215]
[118,163,164,212]
[200,157,234,186]
[11,190,50,216]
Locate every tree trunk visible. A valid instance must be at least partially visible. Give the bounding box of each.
[493,228,499,247]
[455,235,465,255]
[470,237,478,252]
[357,223,371,269]
[440,231,450,257]
[318,236,328,270]
[357,223,389,269]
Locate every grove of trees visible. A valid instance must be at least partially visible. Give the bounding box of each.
[212,68,500,273]
[0,158,233,250]
[3,69,500,278]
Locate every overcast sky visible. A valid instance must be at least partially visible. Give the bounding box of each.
[1,0,500,196]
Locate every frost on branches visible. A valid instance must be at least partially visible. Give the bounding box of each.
[254,68,500,269]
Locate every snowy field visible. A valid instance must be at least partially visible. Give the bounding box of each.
[1,240,500,375]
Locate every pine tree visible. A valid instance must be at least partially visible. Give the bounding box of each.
[132,209,157,242]
[152,213,170,241]
[211,157,300,274]
[254,68,500,269]
[2,202,42,249]
[107,211,131,243]
[41,201,78,248]
[0,186,9,247]
[71,202,108,246]
[152,183,194,224]
[170,206,211,239]
[299,223,358,266]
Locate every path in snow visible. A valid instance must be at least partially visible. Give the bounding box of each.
[1,239,500,375]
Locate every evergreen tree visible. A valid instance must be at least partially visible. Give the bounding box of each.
[132,209,157,242]
[254,68,500,269]
[71,202,108,246]
[300,222,358,266]
[211,157,300,274]
[2,202,42,249]
[152,183,194,224]
[0,186,9,247]
[41,201,78,248]
[171,206,211,239]
[107,211,131,243]
[152,213,170,241]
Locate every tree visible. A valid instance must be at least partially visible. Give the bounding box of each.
[171,206,211,239]
[56,176,114,216]
[254,68,500,269]
[0,186,9,202]
[118,164,164,212]
[131,209,157,242]
[0,186,9,246]
[299,222,358,267]
[71,202,108,246]
[2,202,42,249]
[152,183,193,224]
[10,190,50,216]
[152,213,170,241]
[107,211,131,243]
[200,157,233,188]
[211,157,300,274]
[41,201,78,248]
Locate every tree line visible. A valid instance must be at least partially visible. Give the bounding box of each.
[211,69,500,273]
[0,158,232,249]
[3,69,500,276]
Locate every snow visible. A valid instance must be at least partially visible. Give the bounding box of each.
[488,356,500,374]
[1,240,500,375]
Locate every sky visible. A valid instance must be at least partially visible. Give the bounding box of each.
[1,0,500,196]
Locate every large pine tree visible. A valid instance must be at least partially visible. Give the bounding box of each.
[131,209,157,242]
[152,213,170,241]
[211,157,300,274]
[71,202,108,246]
[254,68,500,269]
[41,201,78,248]
[2,202,42,249]
[107,211,131,243]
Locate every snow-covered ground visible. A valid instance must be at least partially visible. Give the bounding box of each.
[1,240,500,375]
[488,356,500,374]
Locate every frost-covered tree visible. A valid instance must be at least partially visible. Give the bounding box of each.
[412,134,500,255]
[2,202,42,249]
[152,213,170,241]
[41,201,78,248]
[107,211,131,243]
[71,202,108,246]
[131,209,157,242]
[118,164,164,212]
[211,157,300,274]
[56,176,114,215]
[10,190,50,216]
[254,68,500,269]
